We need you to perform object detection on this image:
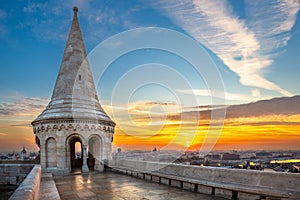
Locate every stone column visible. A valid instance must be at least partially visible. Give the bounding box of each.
[82,145,89,172]
[40,137,47,170]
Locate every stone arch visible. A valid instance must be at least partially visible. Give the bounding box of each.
[59,124,66,130]
[65,133,85,145]
[67,124,74,130]
[46,137,57,168]
[75,124,81,130]
[88,134,103,171]
[84,124,89,130]
[46,125,51,131]
[65,133,86,172]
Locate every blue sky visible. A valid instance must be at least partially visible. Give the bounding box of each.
[1,0,300,107]
[0,0,300,152]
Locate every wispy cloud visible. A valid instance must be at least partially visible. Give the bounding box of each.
[153,0,300,96]
[23,2,48,13]
[245,1,300,54]
[103,100,182,124]
[0,95,48,151]
[0,97,48,117]
[0,132,8,136]
[14,1,142,44]
[176,89,272,102]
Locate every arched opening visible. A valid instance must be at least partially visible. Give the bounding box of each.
[88,135,102,171]
[46,137,57,168]
[75,141,82,159]
[69,136,83,172]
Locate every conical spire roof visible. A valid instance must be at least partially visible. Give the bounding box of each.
[32,7,114,125]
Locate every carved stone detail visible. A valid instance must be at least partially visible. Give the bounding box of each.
[33,121,115,134]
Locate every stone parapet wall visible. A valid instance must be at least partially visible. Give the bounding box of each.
[111,159,300,195]
[0,164,34,185]
[0,160,39,165]
[9,165,41,200]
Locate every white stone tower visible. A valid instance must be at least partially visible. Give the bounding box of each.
[31,7,115,174]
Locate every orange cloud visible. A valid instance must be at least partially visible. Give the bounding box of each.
[1,98,299,152]
[112,111,300,151]
[0,97,47,152]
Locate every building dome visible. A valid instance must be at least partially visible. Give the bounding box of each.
[21,146,27,154]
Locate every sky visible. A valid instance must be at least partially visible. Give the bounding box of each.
[0,0,300,152]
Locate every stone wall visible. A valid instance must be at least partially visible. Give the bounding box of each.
[9,165,41,200]
[0,164,34,185]
[110,159,300,198]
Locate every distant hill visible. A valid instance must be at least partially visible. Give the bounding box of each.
[175,95,300,120]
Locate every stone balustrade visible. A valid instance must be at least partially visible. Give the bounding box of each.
[110,159,300,199]
[8,165,41,200]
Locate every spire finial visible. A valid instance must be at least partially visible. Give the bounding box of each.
[73,6,78,14]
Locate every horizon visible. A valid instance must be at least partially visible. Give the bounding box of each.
[0,1,300,152]
[1,146,300,154]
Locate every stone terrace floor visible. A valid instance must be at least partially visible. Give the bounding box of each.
[54,171,226,200]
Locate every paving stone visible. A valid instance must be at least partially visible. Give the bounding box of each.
[54,171,226,200]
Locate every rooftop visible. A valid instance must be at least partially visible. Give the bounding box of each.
[32,6,114,125]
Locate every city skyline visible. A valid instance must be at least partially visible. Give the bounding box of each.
[0,1,300,152]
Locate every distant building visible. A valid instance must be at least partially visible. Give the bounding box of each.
[29,152,37,160]
[256,152,272,157]
[7,152,14,159]
[0,155,8,160]
[221,153,240,160]
[20,146,27,160]
[205,154,221,160]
